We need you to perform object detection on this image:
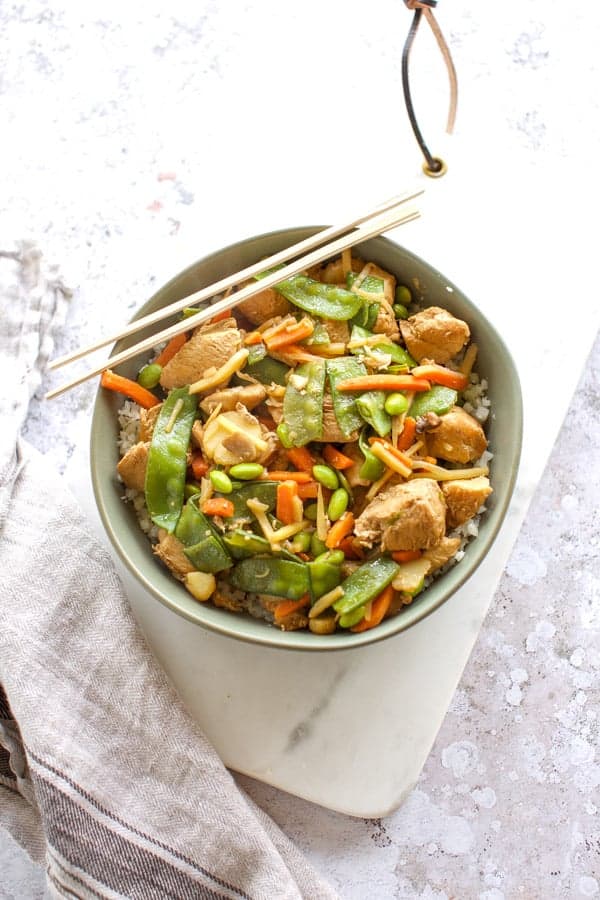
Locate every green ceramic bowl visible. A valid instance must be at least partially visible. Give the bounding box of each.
[91,228,522,650]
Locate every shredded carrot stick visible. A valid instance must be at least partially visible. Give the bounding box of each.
[273,594,311,623]
[244,331,264,346]
[335,374,431,393]
[368,442,412,479]
[339,536,364,560]
[396,416,417,452]
[410,364,468,391]
[271,345,321,364]
[153,332,188,367]
[286,446,316,472]
[201,498,234,517]
[351,584,394,632]
[391,550,422,563]
[323,445,354,470]
[276,480,299,525]
[191,453,209,480]
[100,370,160,409]
[264,318,314,351]
[325,511,355,549]
[264,470,313,483]
[296,481,319,499]
[369,437,413,469]
[209,308,232,324]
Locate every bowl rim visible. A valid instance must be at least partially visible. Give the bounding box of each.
[91,227,523,651]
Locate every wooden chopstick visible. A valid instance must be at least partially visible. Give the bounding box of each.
[45,201,420,401]
[48,189,422,372]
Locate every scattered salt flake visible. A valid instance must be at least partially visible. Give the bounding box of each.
[526,620,556,652]
[579,876,599,897]
[571,647,585,667]
[570,737,595,767]
[442,741,480,778]
[471,787,497,809]
[506,684,522,706]
[506,543,547,586]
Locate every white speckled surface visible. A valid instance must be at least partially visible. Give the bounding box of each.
[2,1,600,897]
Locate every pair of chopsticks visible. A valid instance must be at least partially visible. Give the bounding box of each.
[46,190,423,400]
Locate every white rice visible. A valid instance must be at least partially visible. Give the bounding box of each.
[117,400,160,543]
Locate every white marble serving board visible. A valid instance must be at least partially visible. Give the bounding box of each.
[65,144,600,816]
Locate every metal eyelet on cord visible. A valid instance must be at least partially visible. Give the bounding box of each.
[401,0,457,177]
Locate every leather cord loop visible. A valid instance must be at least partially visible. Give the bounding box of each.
[401,1,457,176]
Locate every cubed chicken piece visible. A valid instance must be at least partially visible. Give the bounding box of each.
[159,319,242,389]
[422,536,462,572]
[442,476,493,528]
[372,299,400,341]
[355,479,446,551]
[277,612,309,632]
[312,392,358,443]
[426,406,488,464]
[236,286,292,326]
[117,442,149,492]
[138,403,162,442]
[319,256,364,284]
[322,319,350,345]
[200,382,267,415]
[190,419,204,449]
[212,584,246,613]
[153,533,196,581]
[399,306,470,364]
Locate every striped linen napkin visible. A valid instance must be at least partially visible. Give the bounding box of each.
[0,244,338,900]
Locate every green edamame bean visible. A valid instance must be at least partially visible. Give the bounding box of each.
[328,488,349,522]
[137,363,162,389]
[228,463,264,480]
[315,549,345,566]
[210,470,233,494]
[310,533,328,557]
[384,392,409,416]
[395,285,412,307]
[291,531,312,553]
[184,482,203,500]
[305,503,318,521]
[312,464,339,490]
[393,303,409,320]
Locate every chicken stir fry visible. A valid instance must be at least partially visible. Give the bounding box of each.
[109,253,493,635]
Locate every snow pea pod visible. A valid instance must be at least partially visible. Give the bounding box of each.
[229,557,310,600]
[275,275,363,321]
[356,391,392,437]
[283,359,326,446]
[145,387,198,532]
[349,325,415,369]
[174,500,232,573]
[333,557,399,618]
[244,355,289,386]
[358,427,385,481]
[308,559,342,600]
[222,529,272,559]
[217,481,279,520]
[409,385,457,418]
[327,357,367,439]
